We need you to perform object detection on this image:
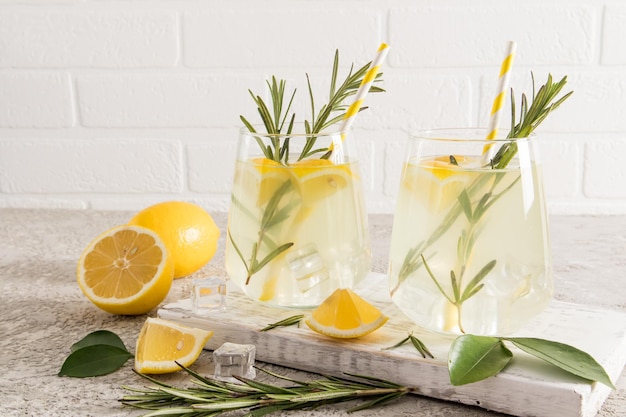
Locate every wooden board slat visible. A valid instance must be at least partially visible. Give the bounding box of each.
[158,272,626,417]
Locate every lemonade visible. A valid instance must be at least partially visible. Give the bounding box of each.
[389,140,553,335]
[226,146,371,308]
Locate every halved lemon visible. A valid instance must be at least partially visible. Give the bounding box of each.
[134,317,213,374]
[403,155,477,212]
[305,288,388,339]
[77,225,175,315]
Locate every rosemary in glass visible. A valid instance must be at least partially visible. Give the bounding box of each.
[230,51,384,285]
[391,74,572,332]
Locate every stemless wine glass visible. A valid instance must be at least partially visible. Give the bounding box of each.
[388,128,553,336]
[225,125,371,308]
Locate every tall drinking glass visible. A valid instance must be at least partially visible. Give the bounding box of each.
[225,126,371,308]
[389,128,553,336]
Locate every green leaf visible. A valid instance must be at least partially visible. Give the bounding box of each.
[448,335,512,385]
[450,270,460,302]
[460,260,496,302]
[506,337,616,389]
[70,330,128,353]
[457,189,473,221]
[227,229,249,274]
[59,344,133,377]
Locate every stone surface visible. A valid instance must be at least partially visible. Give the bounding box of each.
[0,209,624,416]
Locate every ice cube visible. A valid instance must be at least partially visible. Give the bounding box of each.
[287,244,329,292]
[213,342,256,381]
[191,277,227,315]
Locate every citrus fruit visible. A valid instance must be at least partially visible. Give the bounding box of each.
[134,317,213,374]
[305,288,388,339]
[403,155,477,212]
[129,201,220,278]
[290,159,352,205]
[76,225,175,315]
[242,157,294,207]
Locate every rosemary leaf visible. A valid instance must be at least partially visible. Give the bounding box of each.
[349,391,406,413]
[381,333,434,359]
[381,335,410,350]
[460,260,496,303]
[409,335,435,359]
[260,314,304,332]
[251,242,294,275]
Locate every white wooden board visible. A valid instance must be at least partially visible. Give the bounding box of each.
[158,272,626,417]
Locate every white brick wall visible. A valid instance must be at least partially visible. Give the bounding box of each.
[0,0,625,214]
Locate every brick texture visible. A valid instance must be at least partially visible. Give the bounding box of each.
[0,0,623,214]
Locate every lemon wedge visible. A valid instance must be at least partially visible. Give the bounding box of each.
[305,288,388,339]
[134,317,213,374]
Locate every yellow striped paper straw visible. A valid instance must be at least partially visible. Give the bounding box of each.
[483,41,517,162]
[329,43,389,161]
[340,42,390,134]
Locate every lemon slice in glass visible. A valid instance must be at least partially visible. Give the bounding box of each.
[238,157,294,207]
[403,155,477,213]
[291,159,352,205]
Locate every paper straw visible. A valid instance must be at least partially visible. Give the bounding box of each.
[339,42,390,134]
[329,43,389,161]
[483,41,517,162]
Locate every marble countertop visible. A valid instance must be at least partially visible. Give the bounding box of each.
[1,209,625,417]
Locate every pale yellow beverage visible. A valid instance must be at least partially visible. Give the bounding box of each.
[226,155,371,308]
[389,148,553,335]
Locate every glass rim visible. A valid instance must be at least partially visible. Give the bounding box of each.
[410,127,534,143]
[239,123,348,138]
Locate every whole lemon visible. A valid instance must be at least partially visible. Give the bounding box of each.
[129,201,220,278]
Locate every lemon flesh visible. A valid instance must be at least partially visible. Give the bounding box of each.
[403,155,478,213]
[290,159,352,205]
[76,225,175,315]
[134,317,213,374]
[305,288,388,339]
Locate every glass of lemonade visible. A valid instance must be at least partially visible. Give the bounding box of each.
[388,128,553,336]
[225,126,371,308]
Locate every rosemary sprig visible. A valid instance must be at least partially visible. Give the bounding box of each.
[391,74,572,334]
[260,314,304,332]
[228,179,296,285]
[122,364,414,416]
[492,73,573,169]
[383,333,434,359]
[240,50,384,164]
